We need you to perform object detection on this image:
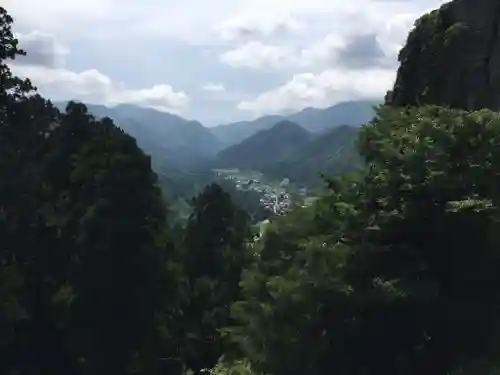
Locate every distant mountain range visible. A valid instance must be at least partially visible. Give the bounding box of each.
[210,100,380,147]
[54,99,378,181]
[212,120,362,186]
[54,102,221,172]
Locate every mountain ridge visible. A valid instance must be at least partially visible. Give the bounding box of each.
[261,125,362,185]
[54,101,222,171]
[212,120,362,187]
[211,99,380,147]
[213,120,313,171]
[54,99,378,175]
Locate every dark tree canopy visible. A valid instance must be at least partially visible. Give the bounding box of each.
[171,183,252,374]
[0,8,170,374]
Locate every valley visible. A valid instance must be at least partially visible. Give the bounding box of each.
[55,99,373,184]
[213,169,316,216]
[56,99,372,223]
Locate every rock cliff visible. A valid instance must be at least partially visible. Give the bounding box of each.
[387,0,500,111]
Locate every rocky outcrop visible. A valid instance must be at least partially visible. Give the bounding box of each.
[387,0,500,111]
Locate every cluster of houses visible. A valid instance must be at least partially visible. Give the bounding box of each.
[260,191,292,215]
[215,171,295,215]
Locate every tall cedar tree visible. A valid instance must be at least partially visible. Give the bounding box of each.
[0,7,169,375]
[0,7,65,374]
[174,183,251,374]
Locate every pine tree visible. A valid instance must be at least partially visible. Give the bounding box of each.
[175,183,251,373]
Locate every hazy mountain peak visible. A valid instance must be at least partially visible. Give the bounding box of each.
[266,119,308,133]
[213,120,311,170]
[210,99,380,147]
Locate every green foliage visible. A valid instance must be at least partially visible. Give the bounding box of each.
[167,183,253,374]
[59,102,223,170]
[215,179,270,223]
[207,358,261,375]
[49,103,168,375]
[261,125,362,186]
[160,169,270,225]
[228,105,500,375]
[355,105,500,373]
[214,121,312,171]
[214,121,362,187]
[0,9,171,374]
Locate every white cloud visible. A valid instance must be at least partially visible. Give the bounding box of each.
[5,25,190,113]
[297,34,345,68]
[238,68,396,115]
[3,0,450,121]
[219,33,389,71]
[217,12,302,41]
[5,0,449,44]
[11,65,189,112]
[112,84,189,110]
[15,31,70,68]
[202,82,226,92]
[3,0,116,30]
[220,41,292,69]
[216,6,423,72]
[217,0,449,72]
[377,12,420,58]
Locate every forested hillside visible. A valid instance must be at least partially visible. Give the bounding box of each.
[213,120,312,170]
[260,125,362,186]
[54,102,222,170]
[213,122,362,187]
[2,1,500,375]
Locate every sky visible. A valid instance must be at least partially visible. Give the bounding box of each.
[4,0,447,126]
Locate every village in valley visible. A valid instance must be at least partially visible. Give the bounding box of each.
[213,169,310,216]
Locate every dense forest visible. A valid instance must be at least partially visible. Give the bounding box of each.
[158,169,270,225]
[212,121,362,187]
[2,3,500,375]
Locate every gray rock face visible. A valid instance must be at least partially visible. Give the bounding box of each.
[388,0,500,111]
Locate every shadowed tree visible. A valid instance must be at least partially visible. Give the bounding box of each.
[172,183,252,374]
[0,7,172,374]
